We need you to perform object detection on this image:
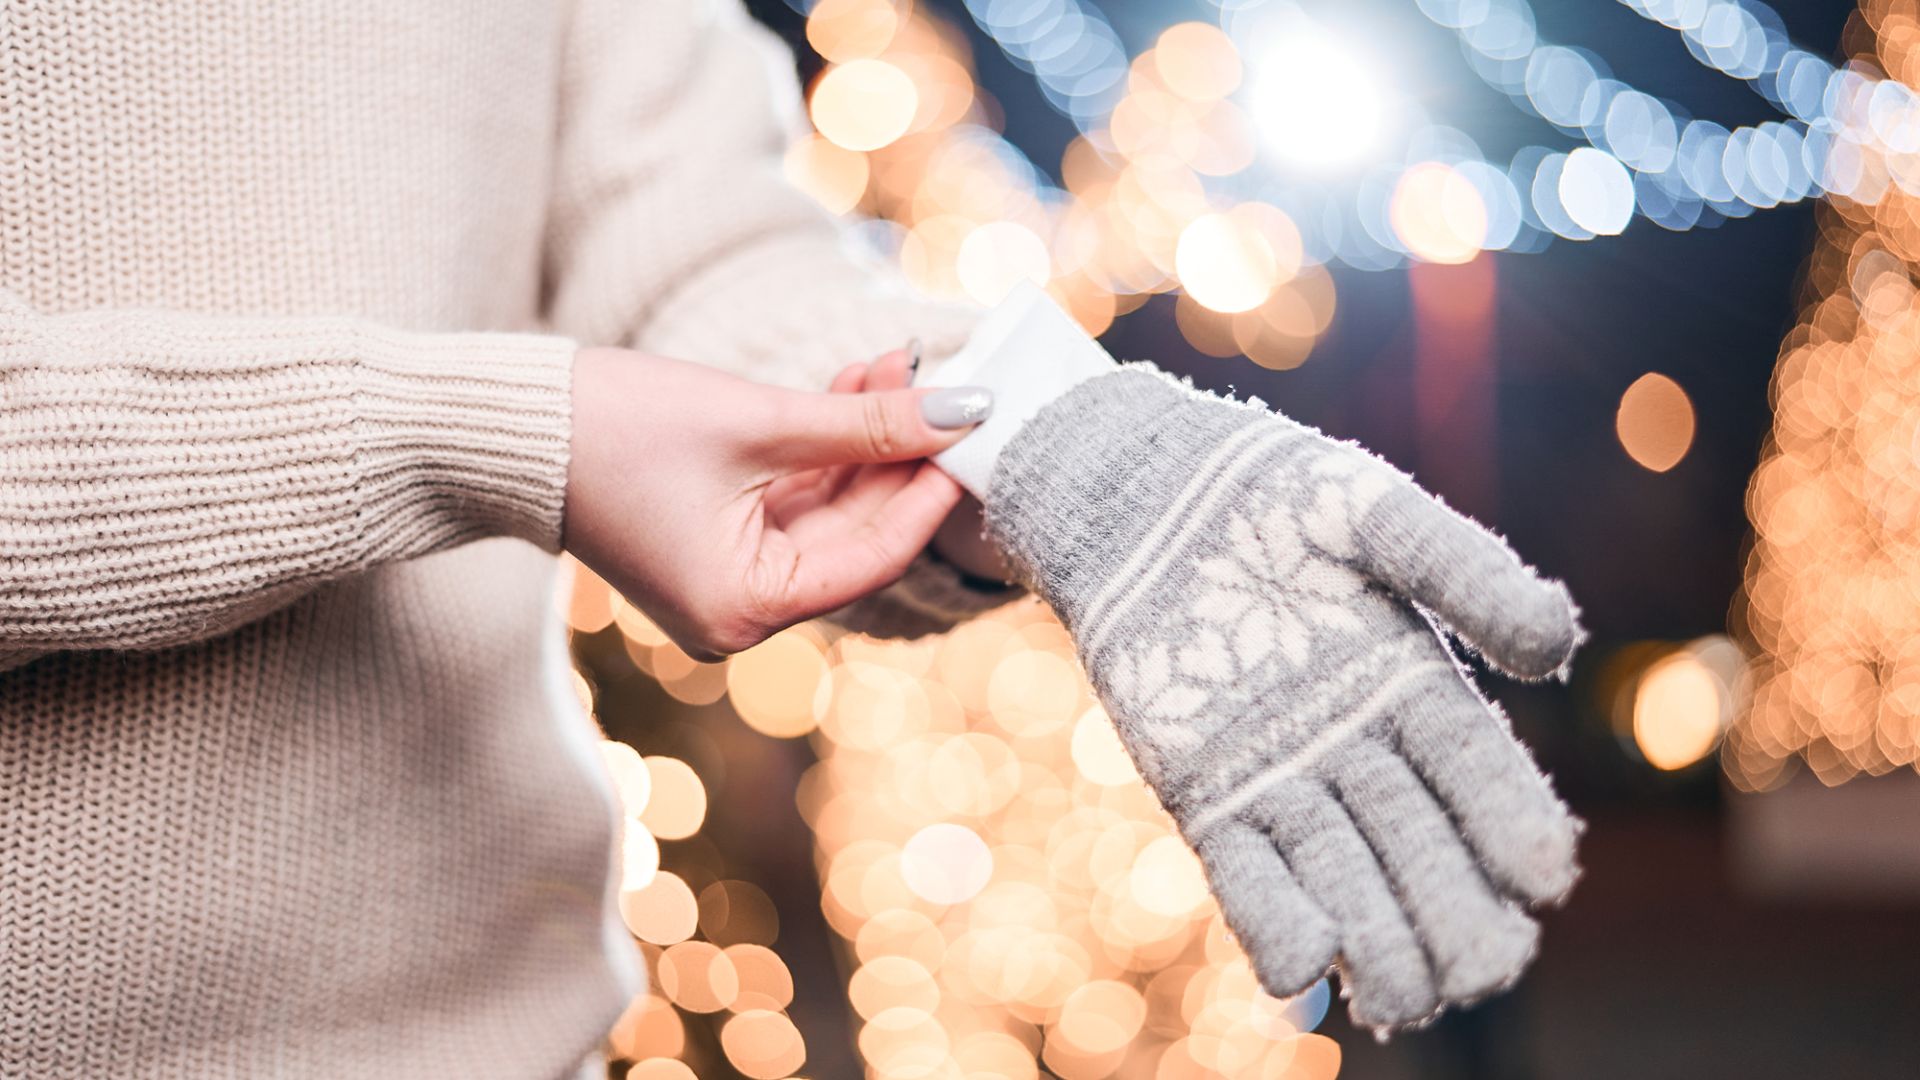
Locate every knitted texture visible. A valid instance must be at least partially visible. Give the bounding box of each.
[0,1,993,1075]
[0,305,576,659]
[985,367,1584,1032]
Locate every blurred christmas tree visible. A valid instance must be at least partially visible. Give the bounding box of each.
[1732,2,1920,788]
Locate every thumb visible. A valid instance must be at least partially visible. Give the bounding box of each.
[754,384,993,471]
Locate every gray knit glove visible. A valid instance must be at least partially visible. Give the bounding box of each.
[982,365,1583,1031]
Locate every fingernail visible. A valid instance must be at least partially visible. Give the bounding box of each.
[922,386,994,429]
[907,338,924,378]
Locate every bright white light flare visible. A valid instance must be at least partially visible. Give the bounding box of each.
[1251,31,1389,168]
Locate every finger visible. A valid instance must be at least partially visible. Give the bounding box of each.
[776,463,964,618]
[777,362,870,515]
[767,463,836,505]
[776,363,875,520]
[779,462,916,549]
[867,348,914,391]
[766,468,836,529]
[833,457,924,519]
[1328,741,1541,1005]
[1393,675,1581,906]
[773,460,900,535]
[1254,780,1438,1030]
[829,363,870,394]
[1324,447,1582,679]
[1191,819,1338,998]
[804,353,916,511]
[754,385,992,471]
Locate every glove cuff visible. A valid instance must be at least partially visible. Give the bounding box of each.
[983,364,1268,633]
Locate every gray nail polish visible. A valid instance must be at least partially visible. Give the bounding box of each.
[922,386,994,429]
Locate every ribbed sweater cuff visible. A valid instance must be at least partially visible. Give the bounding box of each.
[354,329,575,553]
[1,308,575,651]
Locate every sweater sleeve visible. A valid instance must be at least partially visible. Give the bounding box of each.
[0,290,574,664]
[541,0,1018,635]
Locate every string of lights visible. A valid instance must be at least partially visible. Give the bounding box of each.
[1216,0,1907,262]
[956,0,1129,133]
[1413,0,1872,236]
[924,0,1910,270]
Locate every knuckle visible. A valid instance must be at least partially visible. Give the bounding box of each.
[861,396,906,459]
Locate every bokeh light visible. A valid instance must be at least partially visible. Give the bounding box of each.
[956,221,1053,305]
[1634,647,1732,770]
[564,1,1920,1075]
[607,995,685,1062]
[719,1009,806,1079]
[782,134,870,216]
[624,1059,697,1080]
[1251,29,1390,169]
[638,756,708,842]
[1616,372,1698,472]
[1559,147,1637,235]
[657,941,740,1014]
[795,599,1342,1079]
[1176,211,1282,313]
[900,822,994,905]
[727,628,831,739]
[1733,1,1920,789]
[1154,22,1244,103]
[811,59,919,152]
[579,569,1349,1073]
[1390,162,1491,264]
[805,0,898,62]
[622,871,699,947]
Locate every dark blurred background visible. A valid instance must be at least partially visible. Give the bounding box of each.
[597,2,1920,1077]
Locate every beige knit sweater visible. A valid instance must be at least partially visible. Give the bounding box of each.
[0,2,998,1076]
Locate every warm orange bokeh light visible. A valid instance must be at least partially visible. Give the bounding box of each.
[1733,2,1920,788]
[637,756,707,841]
[1617,372,1697,473]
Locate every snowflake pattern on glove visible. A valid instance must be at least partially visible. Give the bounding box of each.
[1102,444,1402,795]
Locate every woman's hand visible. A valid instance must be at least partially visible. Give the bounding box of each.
[563,346,991,660]
[831,346,1013,585]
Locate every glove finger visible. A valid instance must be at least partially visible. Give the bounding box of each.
[1327,450,1581,680]
[1191,818,1338,998]
[1329,739,1541,1005]
[1393,674,1581,906]
[1253,779,1438,1030]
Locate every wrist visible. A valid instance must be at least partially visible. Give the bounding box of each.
[929,496,1012,582]
[562,345,649,554]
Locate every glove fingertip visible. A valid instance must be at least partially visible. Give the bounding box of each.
[1477,576,1586,682]
[1433,903,1541,1004]
[1509,809,1585,909]
[1248,922,1339,1003]
[1339,957,1443,1036]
